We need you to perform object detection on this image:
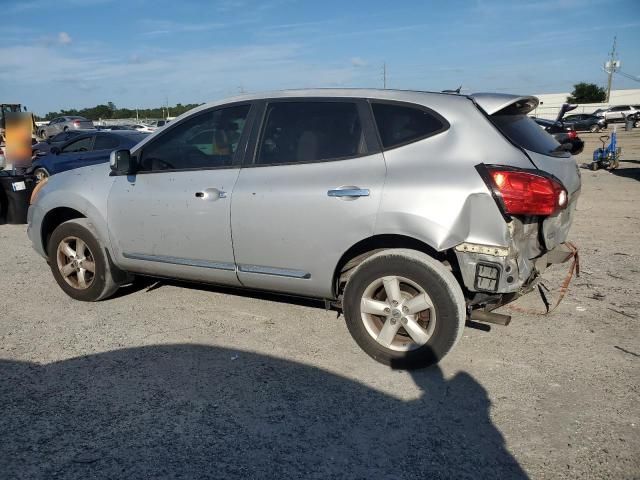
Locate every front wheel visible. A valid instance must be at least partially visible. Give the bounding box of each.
[589,124,600,133]
[48,218,121,301]
[342,249,466,369]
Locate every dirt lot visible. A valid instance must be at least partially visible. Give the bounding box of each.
[1,129,638,479]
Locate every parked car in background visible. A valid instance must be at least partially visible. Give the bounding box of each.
[28,90,580,369]
[533,117,584,155]
[149,119,170,128]
[31,130,89,157]
[30,130,147,181]
[593,105,639,124]
[38,116,95,139]
[96,125,137,131]
[562,114,607,132]
[133,124,156,133]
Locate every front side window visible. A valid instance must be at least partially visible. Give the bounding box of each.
[257,102,364,165]
[61,136,93,153]
[139,104,250,171]
[371,102,447,150]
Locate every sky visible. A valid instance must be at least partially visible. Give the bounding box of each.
[1,0,639,116]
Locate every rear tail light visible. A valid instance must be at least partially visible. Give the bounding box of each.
[73,120,81,126]
[481,166,568,217]
[567,130,577,139]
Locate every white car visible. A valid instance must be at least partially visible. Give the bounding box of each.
[593,105,639,123]
[133,124,156,133]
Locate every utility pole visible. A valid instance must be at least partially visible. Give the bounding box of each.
[605,36,619,103]
[383,62,387,89]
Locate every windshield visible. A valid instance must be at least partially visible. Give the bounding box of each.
[491,114,561,157]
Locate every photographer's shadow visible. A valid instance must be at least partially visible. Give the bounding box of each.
[1,344,527,479]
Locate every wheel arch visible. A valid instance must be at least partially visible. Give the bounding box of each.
[41,207,86,255]
[332,234,460,298]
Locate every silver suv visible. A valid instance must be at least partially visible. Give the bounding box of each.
[593,105,639,123]
[28,89,580,368]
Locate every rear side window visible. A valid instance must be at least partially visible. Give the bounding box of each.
[93,135,120,150]
[371,103,446,149]
[257,102,364,165]
[491,114,560,156]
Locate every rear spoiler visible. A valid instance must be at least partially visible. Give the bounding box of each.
[469,93,539,116]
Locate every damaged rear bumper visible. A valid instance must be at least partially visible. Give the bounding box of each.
[455,239,577,300]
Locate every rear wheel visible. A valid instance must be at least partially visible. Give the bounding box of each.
[343,249,466,369]
[48,219,121,301]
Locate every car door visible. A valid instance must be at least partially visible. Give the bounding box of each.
[107,103,255,285]
[231,98,386,298]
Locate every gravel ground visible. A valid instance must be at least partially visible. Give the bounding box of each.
[1,129,638,479]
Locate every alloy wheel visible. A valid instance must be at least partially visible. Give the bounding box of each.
[360,275,436,352]
[56,236,96,290]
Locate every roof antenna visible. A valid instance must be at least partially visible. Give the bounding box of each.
[442,85,462,94]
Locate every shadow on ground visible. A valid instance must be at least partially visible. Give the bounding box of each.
[0,345,527,479]
[611,160,640,181]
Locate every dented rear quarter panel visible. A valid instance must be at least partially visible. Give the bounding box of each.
[374,95,534,251]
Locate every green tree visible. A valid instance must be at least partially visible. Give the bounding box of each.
[567,83,606,104]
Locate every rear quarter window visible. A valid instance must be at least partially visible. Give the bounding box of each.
[491,114,560,157]
[371,102,448,150]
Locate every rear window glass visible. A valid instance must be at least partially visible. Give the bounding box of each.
[372,103,446,149]
[491,114,560,156]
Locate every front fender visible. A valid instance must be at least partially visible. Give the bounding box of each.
[30,164,115,259]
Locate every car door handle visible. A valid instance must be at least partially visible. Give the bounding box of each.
[328,187,370,198]
[195,188,227,200]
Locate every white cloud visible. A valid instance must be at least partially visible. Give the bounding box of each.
[351,57,367,68]
[58,32,72,45]
[0,42,359,113]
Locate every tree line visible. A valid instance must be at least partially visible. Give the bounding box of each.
[36,102,204,121]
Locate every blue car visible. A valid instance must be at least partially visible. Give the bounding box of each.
[31,131,148,181]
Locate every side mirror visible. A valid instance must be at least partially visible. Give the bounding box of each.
[50,146,61,154]
[110,149,135,174]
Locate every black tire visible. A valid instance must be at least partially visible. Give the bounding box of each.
[589,124,600,133]
[63,126,68,132]
[343,249,466,369]
[48,218,121,301]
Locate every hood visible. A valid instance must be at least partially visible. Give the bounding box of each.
[470,93,539,116]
